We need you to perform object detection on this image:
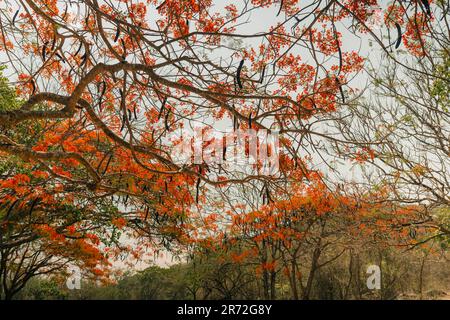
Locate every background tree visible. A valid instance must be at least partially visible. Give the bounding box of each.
[333,1,449,244]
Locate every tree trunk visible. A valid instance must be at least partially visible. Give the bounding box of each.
[419,256,426,299]
[302,247,321,300]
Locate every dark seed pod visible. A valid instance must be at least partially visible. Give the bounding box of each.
[114,24,120,42]
[74,41,83,56]
[133,107,137,120]
[51,35,56,50]
[259,184,266,197]
[248,112,252,128]
[164,109,170,131]
[29,197,40,215]
[421,0,431,16]
[156,1,167,10]
[222,145,227,161]
[195,177,201,203]
[266,187,271,203]
[337,45,343,75]
[277,0,283,16]
[103,155,113,175]
[128,108,132,121]
[12,9,19,25]
[120,113,126,132]
[236,59,244,89]
[62,4,68,19]
[121,38,127,57]
[99,81,106,99]
[395,23,402,49]
[144,206,149,220]
[6,199,20,219]
[42,42,48,61]
[158,96,167,120]
[80,53,87,66]
[259,65,266,84]
[55,52,65,63]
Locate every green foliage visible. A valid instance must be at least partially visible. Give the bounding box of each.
[0,66,20,112]
[15,278,67,300]
[431,51,450,112]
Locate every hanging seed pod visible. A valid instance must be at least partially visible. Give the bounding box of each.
[236,59,244,89]
[51,35,56,51]
[164,109,170,131]
[62,4,68,19]
[395,23,402,49]
[29,197,40,215]
[99,81,106,100]
[96,153,107,171]
[80,53,88,66]
[259,65,266,84]
[337,45,343,75]
[277,0,283,16]
[248,112,252,128]
[158,96,167,120]
[12,9,19,25]
[120,38,127,58]
[195,177,201,203]
[6,199,20,219]
[84,12,90,26]
[120,113,126,132]
[266,187,271,203]
[42,41,48,61]
[55,52,65,63]
[74,41,83,56]
[128,108,132,121]
[259,184,266,197]
[421,0,431,16]
[133,107,137,120]
[144,206,149,220]
[440,3,449,20]
[114,23,121,42]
